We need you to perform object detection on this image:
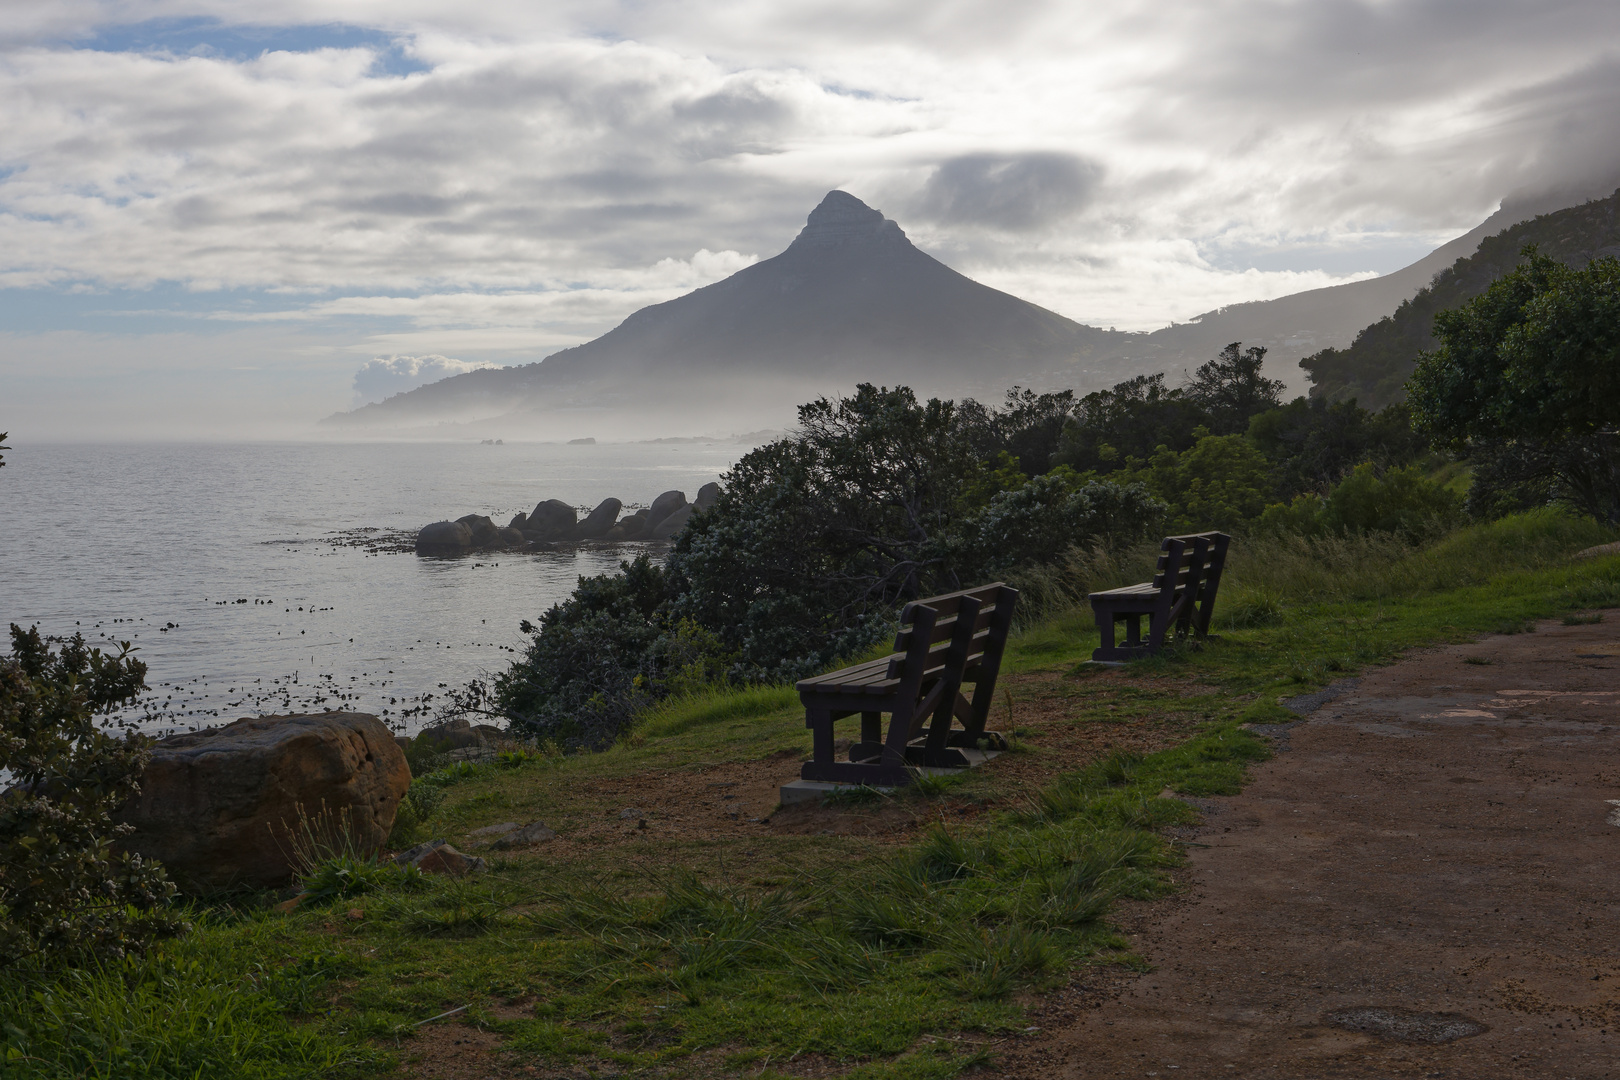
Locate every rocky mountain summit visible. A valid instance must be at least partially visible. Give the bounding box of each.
[327,191,1125,430]
[324,182,1620,435]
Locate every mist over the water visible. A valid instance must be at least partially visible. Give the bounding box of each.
[1,439,742,735]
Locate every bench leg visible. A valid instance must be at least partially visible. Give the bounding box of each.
[801,708,835,781]
[861,711,881,744]
[1093,601,1116,654]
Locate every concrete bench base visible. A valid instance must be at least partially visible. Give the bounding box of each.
[780,749,1000,806]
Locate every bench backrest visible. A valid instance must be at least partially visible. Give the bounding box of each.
[1154,532,1230,634]
[888,582,1010,666]
[884,583,1019,727]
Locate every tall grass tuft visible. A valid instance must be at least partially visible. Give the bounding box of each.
[636,683,801,738]
[1223,509,1616,607]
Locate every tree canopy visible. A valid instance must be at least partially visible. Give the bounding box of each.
[1409,247,1620,522]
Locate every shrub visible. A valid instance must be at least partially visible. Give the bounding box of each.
[494,555,682,747]
[1115,431,1275,532]
[1260,463,1462,541]
[386,779,447,848]
[1320,463,1462,539]
[0,625,182,966]
[961,471,1166,576]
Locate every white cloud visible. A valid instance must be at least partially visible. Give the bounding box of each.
[5,1,1620,434]
[351,353,496,404]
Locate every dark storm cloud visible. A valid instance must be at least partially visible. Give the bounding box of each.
[912,152,1103,231]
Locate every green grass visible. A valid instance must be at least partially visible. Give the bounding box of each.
[3,510,1616,1079]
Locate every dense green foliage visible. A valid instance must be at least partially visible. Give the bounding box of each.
[488,349,1454,743]
[1256,463,1463,541]
[1409,249,1620,524]
[0,626,181,967]
[1301,187,1620,408]
[493,384,1167,743]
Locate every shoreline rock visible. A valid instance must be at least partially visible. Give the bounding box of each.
[416,482,721,557]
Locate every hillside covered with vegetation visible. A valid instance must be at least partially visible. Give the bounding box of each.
[1301,188,1620,408]
[5,246,1619,1076]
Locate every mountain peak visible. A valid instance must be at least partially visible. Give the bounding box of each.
[789,190,908,251]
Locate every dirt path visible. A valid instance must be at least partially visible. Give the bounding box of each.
[1000,616,1620,1079]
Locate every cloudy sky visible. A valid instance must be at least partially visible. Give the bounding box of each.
[5,0,1620,438]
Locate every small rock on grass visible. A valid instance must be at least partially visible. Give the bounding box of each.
[395,839,487,876]
[468,821,522,838]
[492,821,556,849]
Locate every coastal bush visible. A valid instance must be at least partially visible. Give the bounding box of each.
[1258,463,1462,541]
[486,384,1164,742]
[958,471,1166,576]
[666,386,1164,681]
[1110,431,1274,533]
[1247,398,1425,500]
[386,779,447,847]
[1408,247,1620,524]
[0,625,181,968]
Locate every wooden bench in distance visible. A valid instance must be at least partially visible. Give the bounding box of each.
[793,582,1018,788]
[1088,532,1230,662]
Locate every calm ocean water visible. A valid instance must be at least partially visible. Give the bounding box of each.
[0,440,742,735]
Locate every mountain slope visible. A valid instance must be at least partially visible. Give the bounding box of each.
[327,192,1128,428]
[1102,185,1613,392]
[324,184,1617,435]
[1299,189,1620,408]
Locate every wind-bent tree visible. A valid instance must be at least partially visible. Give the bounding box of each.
[1185,342,1288,435]
[1408,248,1620,523]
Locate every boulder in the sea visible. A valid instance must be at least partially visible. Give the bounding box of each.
[523,499,576,540]
[116,712,410,891]
[604,510,649,541]
[694,482,722,510]
[508,511,528,530]
[646,490,688,530]
[496,526,527,547]
[456,514,501,548]
[415,520,473,555]
[575,498,622,539]
[649,503,695,540]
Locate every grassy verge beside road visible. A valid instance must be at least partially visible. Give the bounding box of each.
[3,510,1618,1080]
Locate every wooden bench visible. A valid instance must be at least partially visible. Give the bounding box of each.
[794,582,1019,787]
[1088,532,1230,662]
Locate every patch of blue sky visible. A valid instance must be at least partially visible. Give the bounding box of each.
[69,16,431,77]
[0,284,412,337]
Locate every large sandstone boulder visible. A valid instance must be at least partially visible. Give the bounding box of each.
[507,511,528,530]
[416,520,473,555]
[495,526,527,547]
[523,499,576,540]
[649,503,695,540]
[694,482,722,510]
[646,490,687,530]
[117,712,410,891]
[576,498,622,539]
[456,514,501,548]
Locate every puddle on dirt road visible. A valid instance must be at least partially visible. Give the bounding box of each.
[1326,1006,1488,1044]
